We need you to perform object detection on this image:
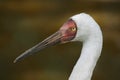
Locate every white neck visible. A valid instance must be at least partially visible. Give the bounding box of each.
[69,26,103,80]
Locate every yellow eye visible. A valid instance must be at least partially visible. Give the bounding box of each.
[71,27,76,31]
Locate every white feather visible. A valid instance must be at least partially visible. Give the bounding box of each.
[69,13,103,80]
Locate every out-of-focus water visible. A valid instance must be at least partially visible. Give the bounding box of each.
[0,0,120,80]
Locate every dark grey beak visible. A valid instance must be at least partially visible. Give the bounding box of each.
[14,31,62,63]
[14,19,77,63]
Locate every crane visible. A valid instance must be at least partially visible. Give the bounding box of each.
[14,13,103,80]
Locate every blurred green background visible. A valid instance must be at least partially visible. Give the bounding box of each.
[0,0,120,80]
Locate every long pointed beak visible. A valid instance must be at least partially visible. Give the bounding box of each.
[14,19,77,63]
[14,31,62,63]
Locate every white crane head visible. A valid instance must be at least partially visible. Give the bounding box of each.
[14,13,100,63]
[14,13,103,80]
[71,13,101,42]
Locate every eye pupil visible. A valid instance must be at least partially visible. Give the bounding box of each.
[71,27,76,31]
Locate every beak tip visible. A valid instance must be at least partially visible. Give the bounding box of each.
[13,56,21,63]
[13,61,16,63]
[13,58,18,63]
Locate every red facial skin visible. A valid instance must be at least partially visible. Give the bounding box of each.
[60,19,77,43]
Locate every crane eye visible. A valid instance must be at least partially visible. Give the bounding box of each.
[71,27,76,32]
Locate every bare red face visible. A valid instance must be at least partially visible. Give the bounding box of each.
[14,19,77,63]
[60,19,77,43]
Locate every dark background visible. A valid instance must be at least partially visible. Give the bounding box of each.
[0,0,120,80]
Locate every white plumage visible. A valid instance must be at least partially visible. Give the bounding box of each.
[69,13,103,80]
